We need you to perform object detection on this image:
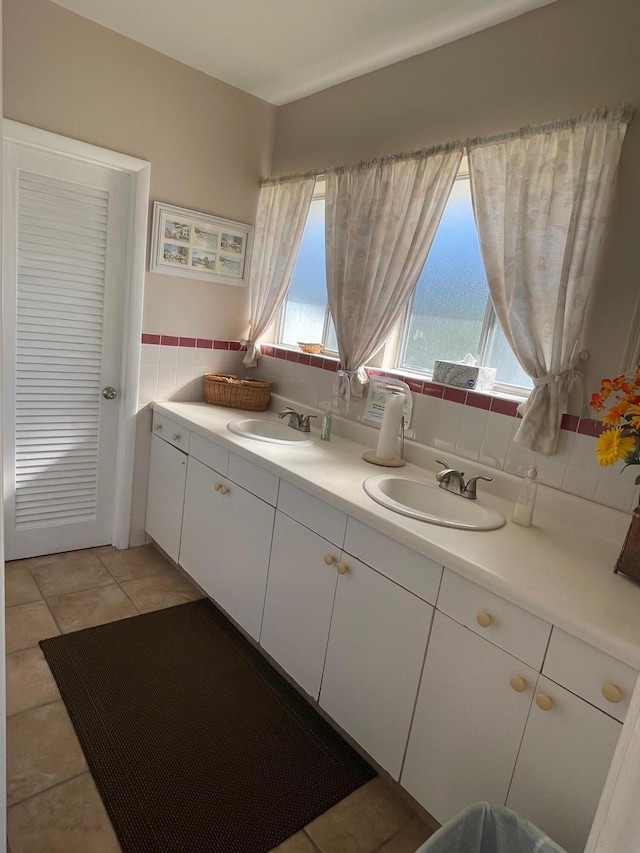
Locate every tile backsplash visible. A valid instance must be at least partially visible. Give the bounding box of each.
[138,337,639,515]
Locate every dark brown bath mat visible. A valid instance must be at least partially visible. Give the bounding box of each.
[40,599,375,852]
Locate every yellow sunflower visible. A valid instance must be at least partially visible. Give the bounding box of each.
[595,428,636,466]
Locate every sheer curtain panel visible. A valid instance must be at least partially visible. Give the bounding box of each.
[325,147,463,400]
[243,177,315,367]
[469,106,632,454]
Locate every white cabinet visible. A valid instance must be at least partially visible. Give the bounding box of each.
[320,553,433,779]
[507,676,622,853]
[402,610,538,822]
[145,433,188,562]
[179,453,275,641]
[261,511,343,699]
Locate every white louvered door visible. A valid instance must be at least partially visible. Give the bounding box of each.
[3,141,130,559]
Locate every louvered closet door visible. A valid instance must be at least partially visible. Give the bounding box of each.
[3,141,130,559]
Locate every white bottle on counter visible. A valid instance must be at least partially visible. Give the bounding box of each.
[512,466,538,527]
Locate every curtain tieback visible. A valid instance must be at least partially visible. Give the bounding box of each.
[333,368,363,409]
[531,351,589,389]
[241,339,260,368]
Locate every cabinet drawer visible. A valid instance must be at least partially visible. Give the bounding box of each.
[228,453,279,506]
[544,628,638,722]
[152,411,190,452]
[277,480,347,547]
[343,517,442,604]
[437,569,551,669]
[189,432,228,476]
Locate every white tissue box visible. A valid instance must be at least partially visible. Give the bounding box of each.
[433,359,497,392]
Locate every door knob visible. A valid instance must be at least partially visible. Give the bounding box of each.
[102,386,118,399]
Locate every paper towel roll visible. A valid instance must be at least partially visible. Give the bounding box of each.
[375,390,405,460]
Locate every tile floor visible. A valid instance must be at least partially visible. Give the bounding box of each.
[5,544,435,853]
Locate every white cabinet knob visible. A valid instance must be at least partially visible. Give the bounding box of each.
[324,553,336,565]
[172,433,181,441]
[535,693,554,712]
[476,611,493,628]
[337,562,348,575]
[602,683,623,704]
[154,423,162,431]
[510,675,527,693]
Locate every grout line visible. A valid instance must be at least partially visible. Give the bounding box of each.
[7,770,92,811]
[301,828,323,852]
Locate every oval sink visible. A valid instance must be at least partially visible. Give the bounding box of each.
[363,474,506,530]
[227,418,316,446]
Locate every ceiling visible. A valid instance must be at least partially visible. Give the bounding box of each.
[50,0,558,105]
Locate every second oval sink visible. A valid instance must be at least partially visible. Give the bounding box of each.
[227,418,316,446]
[363,474,506,530]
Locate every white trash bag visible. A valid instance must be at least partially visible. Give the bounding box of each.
[416,803,568,853]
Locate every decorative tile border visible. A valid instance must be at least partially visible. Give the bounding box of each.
[140,336,602,436]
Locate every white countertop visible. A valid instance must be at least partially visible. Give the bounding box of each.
[153,401,640,668]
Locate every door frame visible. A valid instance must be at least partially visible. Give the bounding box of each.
[3,120,150,550]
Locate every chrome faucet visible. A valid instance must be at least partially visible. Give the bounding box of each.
[278,407,317,433]
[435,460,492,500]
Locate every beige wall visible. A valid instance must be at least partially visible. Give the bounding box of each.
[272,0,640,398]
[3,0,277,340]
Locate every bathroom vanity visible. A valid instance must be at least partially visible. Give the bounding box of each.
[146,401,640,853]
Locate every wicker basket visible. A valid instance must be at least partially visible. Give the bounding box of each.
[298,342,324,354]
[203,373,273,412]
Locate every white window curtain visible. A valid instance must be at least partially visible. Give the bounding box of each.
[468,105,632,454]
[325,146,463,400]
[242,177,315,367]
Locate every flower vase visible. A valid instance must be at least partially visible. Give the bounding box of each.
[615,504,640,583]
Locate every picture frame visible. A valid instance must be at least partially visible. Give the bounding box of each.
[149,202,253,287]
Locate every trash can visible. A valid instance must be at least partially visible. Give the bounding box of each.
[415,802,568,853]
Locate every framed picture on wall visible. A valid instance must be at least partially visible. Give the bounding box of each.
[150,202,253,286]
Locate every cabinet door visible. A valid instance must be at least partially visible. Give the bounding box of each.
[179,456,222,597]
[506,675,621,853]
[260,512,340,699]
[320,555,433,779]
[401,611,537,824]
[145,434,188,562]
[215,482,274,641]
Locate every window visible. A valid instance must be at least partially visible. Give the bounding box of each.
[279,181,338,352]
[278,172,532,395]
[400,171,531,391]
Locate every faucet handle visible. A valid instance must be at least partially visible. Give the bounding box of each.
[463,475,492,499]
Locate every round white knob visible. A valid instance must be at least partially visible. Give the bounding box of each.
[510,675,527,693]
[172,433,181,441]
[476,611,493,628]
[337,562,348,575]
[154,424,162,431]
[220,485,230,495]
[602,683,623,704]
[324,554,336,565]
[536,693,554,712]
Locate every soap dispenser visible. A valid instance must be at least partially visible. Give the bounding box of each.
[512,466,538,527]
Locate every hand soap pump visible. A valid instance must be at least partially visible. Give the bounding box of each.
[512,466,538,527]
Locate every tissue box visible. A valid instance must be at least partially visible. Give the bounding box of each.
[433,359,497,392]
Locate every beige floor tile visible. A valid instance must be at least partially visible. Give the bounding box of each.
[5,566,42,608]
[6,601,60,654]
[270,831,317,852]
[30,552,115,598]
[305,777,415,853]
[8,773,122,853]
[47,585,138,633]
[10,550,98,572]
[376,816,435,852]
[7,700,88,806]
[121,569,204,613]
[97,543,173,582]
[6,646,61,717]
